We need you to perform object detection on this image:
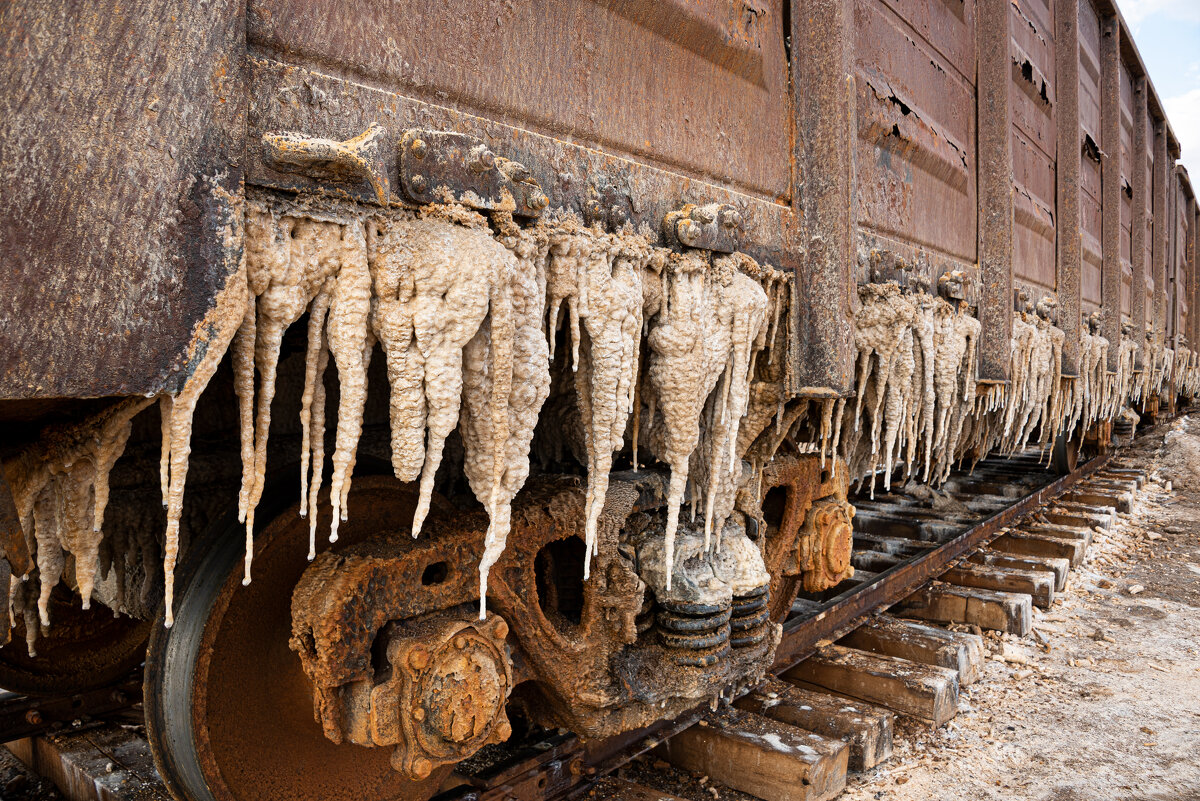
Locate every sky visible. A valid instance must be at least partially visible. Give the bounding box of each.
[1117,0,1200,182]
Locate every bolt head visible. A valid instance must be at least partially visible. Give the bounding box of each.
[413,707,426,722]
[411,138,428,159]
[411,757,433,780]
[408,648,430,670]
[410,174,428,194]
[678,219,701,244]
[453,635,468,650]
[721,209,742,229]
[469,145,495,173]
[691,207,716,225]
[493,619,509,639]
[496,718,512,741]
[530,192,548,211]
[25,710,42,725]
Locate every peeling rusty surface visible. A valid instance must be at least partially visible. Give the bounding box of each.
[1131,76,1150,366]
[1099,13,1123,368]
[0,467,30,578]
[247,0,791,201]
[0,0,246,401]
[290,473,779,746]
[977,0,1013,380]
[759,455,853,619]
[1056,0,1083,374]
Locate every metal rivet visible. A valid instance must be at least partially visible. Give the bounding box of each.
[453,635,468,650]
[530,193,548,211]
[410,174,427,194]
[411,138,428,159]
[408,648,430,670]
[412,757,433,780]
[493,619,509,639]
[413,707,426,722]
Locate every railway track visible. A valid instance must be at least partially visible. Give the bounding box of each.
[1,416,1175,801]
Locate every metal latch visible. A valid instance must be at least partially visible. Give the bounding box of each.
[663,203,744,253]
[399,130,548,217]
[262,124,389,204]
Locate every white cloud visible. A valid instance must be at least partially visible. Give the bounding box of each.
[1164,88,1200,179]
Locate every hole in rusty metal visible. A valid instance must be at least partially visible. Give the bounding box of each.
[762,485,788,533]
[421,561,449,586]
[535,537,586,628]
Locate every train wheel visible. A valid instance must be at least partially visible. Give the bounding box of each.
[0,583,149,695]
[144,479,453,801]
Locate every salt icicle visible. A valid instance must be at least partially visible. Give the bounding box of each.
[325,221,373,544]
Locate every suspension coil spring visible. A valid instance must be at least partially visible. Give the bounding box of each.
[656,601,731,667]
[729,585,771,648]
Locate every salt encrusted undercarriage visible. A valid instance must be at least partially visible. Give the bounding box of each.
[2,139,1198,781]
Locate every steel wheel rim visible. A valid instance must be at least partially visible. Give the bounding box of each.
[145,477,451,801]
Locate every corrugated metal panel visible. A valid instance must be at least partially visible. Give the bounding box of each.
[1119,58,1134,320]
[248,0,791,200]
[852,0,977,276]
[1145,115,1157,330]
[1011,0,1057,294]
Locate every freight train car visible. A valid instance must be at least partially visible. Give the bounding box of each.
[0,2,1196,800]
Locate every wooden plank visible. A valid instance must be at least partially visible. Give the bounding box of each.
[838,615,984,685]
[852,532,936,556]
[735,678,894,772]
[851,549,903,573]
[6,724,169,801]
[990,529,1088,566]
[1058,490,1128,513]
[939,562,1056,609]
[661,706,848,801]
[1042,502,1115,527]
[782,645,959,727]
[893,583,1032,636]
[1020,523,1094,549]
[1096,468,1145,488]
[969,549,1072,591]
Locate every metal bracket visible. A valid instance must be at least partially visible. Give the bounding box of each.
[1035,293,1061,325]
[1014,287,1034,314]
[663,203,744,253]
[399,130,547,217]
[262,124,389,205]
[864,248,928,291]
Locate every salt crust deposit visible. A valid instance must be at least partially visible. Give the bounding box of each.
[3,200,791,631]
[9,198,1198,636]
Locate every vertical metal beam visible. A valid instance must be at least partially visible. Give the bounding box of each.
[1099,15,1122,368]
[1193,204,1200,348]
[1056,0,1083,375]
[1152,122,1168,346]
[977,0,1014,381]
[792,0,855,395]
[1130,76,1149,367]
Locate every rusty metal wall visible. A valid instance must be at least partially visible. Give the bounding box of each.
[1145,112,1157,333]
[1078,0,1104,314]
[1011,0,1057,296]
[851,0,978,281]
[0,0,246,407]
[1,0,1197,422]
[1119,59,1134,322]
